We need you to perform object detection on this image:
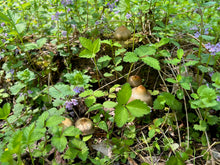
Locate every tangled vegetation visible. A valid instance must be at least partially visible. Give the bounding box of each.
[0,0,219,164]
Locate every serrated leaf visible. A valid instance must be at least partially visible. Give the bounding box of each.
[158,50,171,57]
[166,78,177,83]
[212,72,220,88]
[193,120,207,131]
[51,135,67,152]
[197,65,213,73]
[124,52,139,63]
[49,84,74,99]
[98,55,112,63]
[126,100,151,117]
[114,105,128,127]
[141,56,161,70]
[103,101,118,108]
[0,12,11,23]
[207,115,219,125]
[16,23,26,34]
[164,58,181,65]
[24,43,38,51]
[134,45,156,56]
[70,139,89,161]
[184,60,199,66]
[85,96,96,107]
[116,83,131,104]
[93,90,105,97]
[153,95,166,110]
[79,89,93,97]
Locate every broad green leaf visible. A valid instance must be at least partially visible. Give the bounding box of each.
[177,49,184,59]
[104,72,113,77]
[79,49,94,58]
[114,105,128,127]
[158,50,171,57]
[24,43,38,51]
[17,68,35,83]
[51,135,67,152]
[201,35,215,41]
[46,115,64,127]
[184,60,199,66]
[36,111,49,128]
[197,65,213,73]
[103,101,118,108]
[101,39,112,45]
[10,81,26,95]
[63,126,81,136]
[79,37,93,51]
[141,56,161,70]
[87,104,103,113]
[124,52,139,63]
[93,38,101,54]
[166,78,177,83]
[79,89,93,97]
[164,58,181,65]
[207,115,219,125]
[148,129,155,138]
[126,100,151,117]
[36,38,47,48]
[154,118,164,127]
[16,23,26,34]
[9,130,23,154]
[0,103,10,120]
[116,83,131,105]
[212,72,220,88]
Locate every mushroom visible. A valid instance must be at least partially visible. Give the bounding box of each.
[128,75,142,87]
[59,117,73,130]
[128,85,153,106]
[114,26,131,41]
[75,117,94,135]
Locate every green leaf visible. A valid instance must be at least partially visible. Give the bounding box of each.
[124,52,139,63]
[51,135,67,152]
[158,50,171,57]
[114,105,128,127]
[93,38,101,54]
[0,103,10,120]
[63,126,81,136]
[17,68,35,83]
[24,43,38,51]
[93,90,105,97]
[104,72,114,77]
[115,65,123,71]
[207,115,219,125]
[154,118,164,127]
[164,58,181,65]
[177,49,184,59]
[193,120,207,131]
[16,23,26,34]
[103,101,118,108]
[116,83,132,105]
[0,12,11,23]
[36,111,49,128]
[46,115,64,127]
[85,96,96,107]
[212,72,220,88]
[155,38,169,48]
[126,100,151,117]
[98,55,112,63]
[141,56,161,70]
[166,78,177,83]
[197,65,213,73]
[184,60,199,66]
[134,45,156,56]
[79,37,93,51]
[87,103,103,113]
[79,49,94,58]
[36,38,47,48]
[153,95,166,110]
[79,89,93,97]
[148,129,155,138]
[98,121,108,132]
[201,35,215,41]
[49,84,74,99]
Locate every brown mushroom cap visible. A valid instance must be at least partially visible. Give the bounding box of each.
[128,75,142,87]
[75,117,94,135]
[128,85,153,106]
[59,118,73,130]
[114,26,131,41]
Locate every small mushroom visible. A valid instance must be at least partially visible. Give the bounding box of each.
[59,118,73,130]
[114,26,131,41]
[128,85,153,106]
[75,117,94,135]
[128,75,142,87]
